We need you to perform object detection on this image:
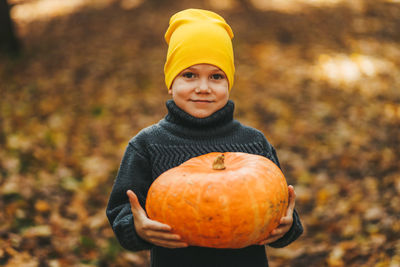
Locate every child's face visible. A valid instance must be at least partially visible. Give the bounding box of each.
[169,64,229,118]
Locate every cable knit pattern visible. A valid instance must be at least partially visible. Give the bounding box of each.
[148,142,267,179]
[106,100,303,267]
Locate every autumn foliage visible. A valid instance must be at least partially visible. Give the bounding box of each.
[1,0,400,266]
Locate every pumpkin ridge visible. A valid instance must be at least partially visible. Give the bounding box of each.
[193,175,205,246]
[196,178,221,246]
[253,165,270,242]
[243,168,262,246]
[158,168,182,229]
[222,177,234,247]
[181,174,201,244]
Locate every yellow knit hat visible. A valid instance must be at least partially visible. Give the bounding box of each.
[164,9,235,90]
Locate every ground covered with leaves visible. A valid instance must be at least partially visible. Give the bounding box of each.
[1,0,400,266]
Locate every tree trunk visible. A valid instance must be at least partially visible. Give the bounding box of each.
[0,0,20,55]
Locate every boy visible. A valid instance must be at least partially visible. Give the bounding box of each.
[106,8,303,267]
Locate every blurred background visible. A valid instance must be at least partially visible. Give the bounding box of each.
[1,0,399,266]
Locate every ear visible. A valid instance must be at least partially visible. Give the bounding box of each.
[168,89,172,95]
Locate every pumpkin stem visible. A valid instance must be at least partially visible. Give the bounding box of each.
[212,154,226,170]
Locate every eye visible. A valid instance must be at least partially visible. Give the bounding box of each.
[182,72,196,79]
[211,73,225,80]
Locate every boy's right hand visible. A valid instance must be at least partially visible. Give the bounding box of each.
[127,190,188,249]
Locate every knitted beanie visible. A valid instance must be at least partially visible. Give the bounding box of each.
[164,9,235,90]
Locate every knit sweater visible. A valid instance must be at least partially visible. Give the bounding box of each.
[106,100,303,267]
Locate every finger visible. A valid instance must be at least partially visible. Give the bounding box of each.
[127,190,146,218]
[260,228,288,244]
[258,225,291,245]
[279,216,293,225]
[288,185,296,205]
[146,231,182,241]
[258,232,278,245]
[286,185,296,216]
[151,239,188,248]
[143,220,172,232]
[275,225,291,235]
[258,234,282,245]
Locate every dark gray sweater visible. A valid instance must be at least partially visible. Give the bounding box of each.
[106,100,303,267]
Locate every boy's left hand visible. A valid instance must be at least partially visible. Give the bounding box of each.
[258,185,296,245]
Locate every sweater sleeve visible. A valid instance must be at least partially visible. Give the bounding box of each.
[106,142,154,251]
[264,142,304,248]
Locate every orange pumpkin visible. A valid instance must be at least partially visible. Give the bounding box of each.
[145,152,288,248]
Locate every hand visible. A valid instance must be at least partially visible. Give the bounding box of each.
[127,190,188,248]
[258,185,296,245]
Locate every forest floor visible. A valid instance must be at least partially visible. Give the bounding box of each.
[1,0,400,266]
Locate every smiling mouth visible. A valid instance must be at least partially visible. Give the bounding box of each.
[191,100,214,103]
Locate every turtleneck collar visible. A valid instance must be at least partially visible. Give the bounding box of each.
[164,99,235,129]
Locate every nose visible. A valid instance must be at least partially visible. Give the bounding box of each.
[196,77,210,93]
